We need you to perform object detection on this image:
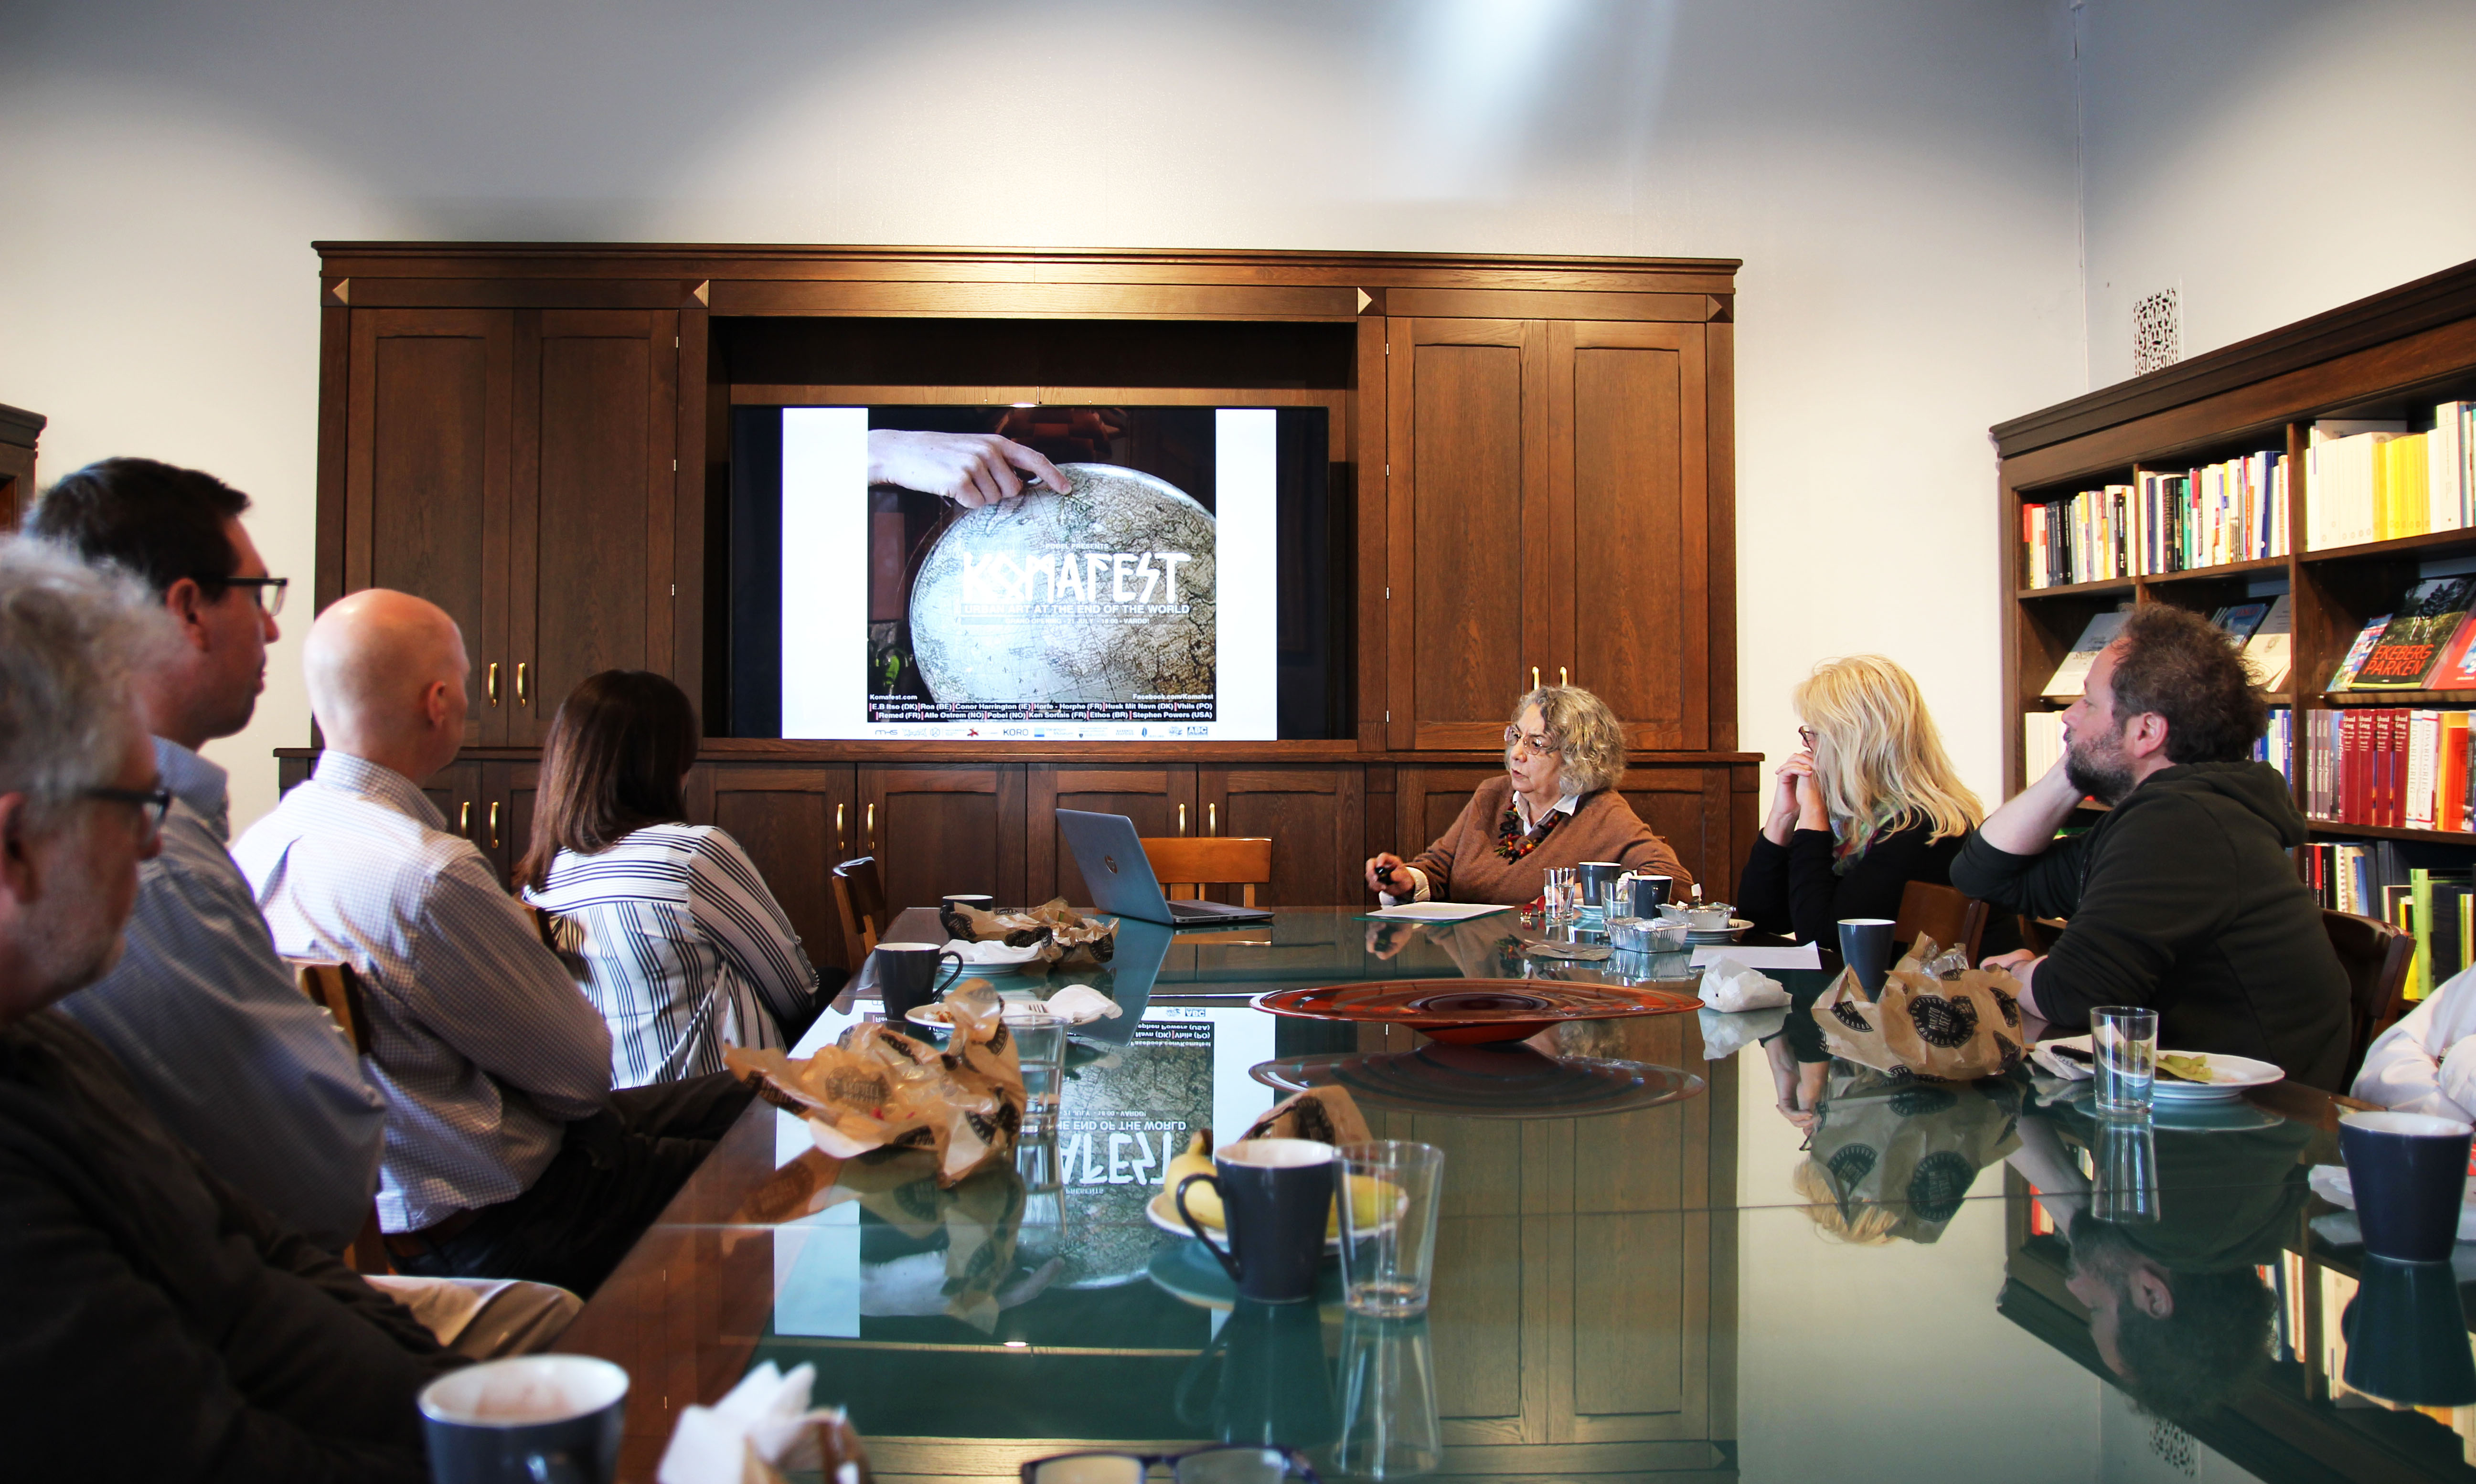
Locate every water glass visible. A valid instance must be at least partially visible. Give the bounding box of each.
[1333,1312,1442,1480]
[2092,1006,2158,1115]
[1006,1011,1067,1138]
[1541,868,1579,922]
[2092,1112,2159,1224]
[1337,1140,1445,1317]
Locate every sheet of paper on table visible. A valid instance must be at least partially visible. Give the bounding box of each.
[1362,901,1517,922]
[1688,943,1823,970]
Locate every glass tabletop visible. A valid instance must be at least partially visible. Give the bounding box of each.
[557,909,2476,1484]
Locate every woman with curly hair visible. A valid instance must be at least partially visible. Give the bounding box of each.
[1363,685,1691,906]
[1739,655,2011,953]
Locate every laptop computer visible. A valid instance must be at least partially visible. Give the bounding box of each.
[1055,809,1276,926]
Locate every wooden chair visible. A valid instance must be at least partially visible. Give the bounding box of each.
[1892,880,1991,963]
[2018,916,2069,956]
[832,856,889,968]
[291,961,389,1273]
[1141,837,1274,908]
[2325,909,2415,1089]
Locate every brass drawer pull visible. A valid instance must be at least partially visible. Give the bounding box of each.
[459,801,472,836]
[516,662,530,705]
[487,662,501,706]
[488,802,502,849]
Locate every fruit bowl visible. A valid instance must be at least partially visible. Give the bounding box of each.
[1250,979,1701,1044]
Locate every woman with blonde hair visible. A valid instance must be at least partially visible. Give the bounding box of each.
[1739,656,2011,952]
[1364,684,1692,906]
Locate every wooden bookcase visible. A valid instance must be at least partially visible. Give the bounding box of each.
[1993,255,2476,853]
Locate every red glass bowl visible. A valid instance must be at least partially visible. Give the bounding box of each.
[1250,979,1702,1044]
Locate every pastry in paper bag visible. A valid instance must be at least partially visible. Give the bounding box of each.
[939,896,1118,968]
[726,980,1024,1184]
[1808,935,2025,1082]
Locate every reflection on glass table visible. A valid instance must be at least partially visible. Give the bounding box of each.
[551,909,2476,1484]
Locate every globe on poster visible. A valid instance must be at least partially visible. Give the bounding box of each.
[907,463,1216,707]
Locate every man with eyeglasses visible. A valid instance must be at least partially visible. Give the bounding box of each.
[0,539,458,1480]
[24,457,389,1250]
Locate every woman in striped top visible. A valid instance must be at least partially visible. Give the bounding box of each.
[517,671,827,1087]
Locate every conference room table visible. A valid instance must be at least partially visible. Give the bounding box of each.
[555,906,2476,1484]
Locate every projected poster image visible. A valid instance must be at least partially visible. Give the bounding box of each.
[781,405,1278,741]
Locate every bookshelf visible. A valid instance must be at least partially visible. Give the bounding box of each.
[1995,256,2476,861]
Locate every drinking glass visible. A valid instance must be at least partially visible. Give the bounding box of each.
[1541,868,1578,922]
[1337,1140,1445,1317]
[2092,1006,2158,1115]
[1333,1311,1442,1480]
[1006,1011,1068,1137]
[2092,1111,2159,1224]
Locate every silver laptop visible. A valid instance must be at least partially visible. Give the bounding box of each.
[1055,809,1275,926]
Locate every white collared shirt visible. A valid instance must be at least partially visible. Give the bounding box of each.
[1383,790,1580,905]
[234,751,614,1231]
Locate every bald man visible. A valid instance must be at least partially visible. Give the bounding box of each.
[235,592,752,1295]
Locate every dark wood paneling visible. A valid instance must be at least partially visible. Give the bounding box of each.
[858,766,1025,915]
[414,760,488,855]
[1387,289,1717,323]
[489,760,541,890]
[1395,763,1725,892]
[711,280,1359,320]
[689,764,856,973]
[347,308,512,745]
[1396,319,1548,750]
[1197,766,1364,905]
[1026,765,1195,906]
[1561,322,1708,750]
[512,309,678,743]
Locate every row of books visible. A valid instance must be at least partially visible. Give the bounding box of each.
[2021,450,2289,588]
[2304,404,2476,551]
[2326,574,2476,691]
[2040,596,2292,699]
[2300,708,2474,831]
[2300,840,2468,999]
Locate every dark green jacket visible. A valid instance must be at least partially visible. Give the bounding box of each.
[1952,761,2350,1090]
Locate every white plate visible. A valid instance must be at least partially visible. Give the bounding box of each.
[1682,920,1754,943]
[2039,1036,2283,1102]
[1144,1190,1344,1254]
[941,938,1047,968]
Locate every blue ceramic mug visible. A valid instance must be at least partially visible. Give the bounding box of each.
[1177,1138,1337,1304]
[2339,1111,2474,1263]
[419,1355,628,1484]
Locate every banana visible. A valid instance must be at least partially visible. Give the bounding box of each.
[1163,1130,1221,1228]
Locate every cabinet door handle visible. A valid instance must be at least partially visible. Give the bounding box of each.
[1532,665,1540,690]
[1559,666,1569,687]
[487,662,501,706]
[459,801,472,836]
[516,662,530,706]
[1208,803,1218,836]
[1177,803,1187,835]
[865,803,875,848]
[488,802,501,850]
[836,803,846,856]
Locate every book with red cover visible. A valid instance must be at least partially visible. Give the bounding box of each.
[2357,577,2476,689]
[2431,610,2476,690]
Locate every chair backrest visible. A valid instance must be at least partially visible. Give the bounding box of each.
[290,960,388,1272]
[832,856,888,965]
[1141,837,1274,908]
[2325,908,2416,1088]
[1891,880,1991,964]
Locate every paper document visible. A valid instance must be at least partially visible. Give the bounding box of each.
[1688,943,1823,971]
[1361,902,1515,922]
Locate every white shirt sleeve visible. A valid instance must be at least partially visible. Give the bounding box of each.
[2354,965,2476,1123]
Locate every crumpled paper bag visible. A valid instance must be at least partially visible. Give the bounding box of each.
[727,981,1024,1184]
[939,897,1117,968]
[1242,1084,1373,1148]
[656,1361,872,1484]
[1810,934,2025,1083]
[1698,956,1789,1013]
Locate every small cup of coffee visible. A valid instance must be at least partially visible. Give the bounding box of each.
[419,1355,628,1484]
[869,941,964,1019]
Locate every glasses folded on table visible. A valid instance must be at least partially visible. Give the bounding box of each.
[1022,1445,1320,1484]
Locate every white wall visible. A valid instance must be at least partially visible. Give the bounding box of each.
[0,0,2087,829]
[2078,0,2476,385]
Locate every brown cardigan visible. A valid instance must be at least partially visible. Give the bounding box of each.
[1404,776,1694,906]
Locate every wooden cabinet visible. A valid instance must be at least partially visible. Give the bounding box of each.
[334,305,678,746]
[0,402,42,529]
[1027,765,1195,906]
[1393,762,1737,892]
[1198,765,1363,905]
[1386,318,1717,752]
[858,766,1025,916]
[689,764,856,973]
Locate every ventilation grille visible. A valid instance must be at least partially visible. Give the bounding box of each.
[2133,286,2182,375]
[2148,1416,2199,1477]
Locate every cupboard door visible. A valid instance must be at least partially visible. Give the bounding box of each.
[689,765,856,974]
[1196,767,1364,906]
[857,766,1024,915]
[510,309,679,742]
[1615,765,1731,895]
[1556,323,1708,750]
[483,760,541,892]
[414,760,490,856]
[1027,765,1196,906]
[1389,318,1552,750]
[345,308,513,745]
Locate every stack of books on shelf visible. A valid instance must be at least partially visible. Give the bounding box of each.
[2302,403,2476,550]
[2021,448,2289,588]
[2298,839,2468,999]
[2039,597,2292,700]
